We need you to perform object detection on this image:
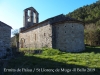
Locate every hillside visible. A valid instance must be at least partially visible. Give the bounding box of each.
[66,1,100,25]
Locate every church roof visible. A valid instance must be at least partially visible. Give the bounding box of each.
[0,21,12,28]
[20,14,83,32]
[36,14,83,25]
[49,14,83,24]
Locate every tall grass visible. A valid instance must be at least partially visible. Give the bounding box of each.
[4,46,100,75]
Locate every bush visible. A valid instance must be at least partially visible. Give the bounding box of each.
[85,28,100,46]
[42,48,62,56]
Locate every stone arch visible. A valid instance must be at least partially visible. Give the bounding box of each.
[20,38,25,48]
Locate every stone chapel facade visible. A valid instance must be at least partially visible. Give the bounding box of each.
[19,7,85,52]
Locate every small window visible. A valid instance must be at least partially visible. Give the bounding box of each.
[72,26,73,27]
[35,34,36,41]
[65,26,66,27]
[44,33,45,36]
[65,31,66,33]
[24,39,25,43]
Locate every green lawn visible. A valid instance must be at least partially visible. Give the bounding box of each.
[4,46,100,75]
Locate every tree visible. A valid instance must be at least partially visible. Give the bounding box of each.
[66,1,100,24]
[12,29,19,42]
[12,29,19,50]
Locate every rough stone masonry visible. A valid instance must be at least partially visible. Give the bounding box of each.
[19,7,85,52]
[0,21,12,58]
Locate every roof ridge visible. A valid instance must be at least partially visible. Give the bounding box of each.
[0,21,12,28]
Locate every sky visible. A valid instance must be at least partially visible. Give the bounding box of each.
[0,0,98,36]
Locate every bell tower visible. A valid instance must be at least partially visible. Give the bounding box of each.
[23,7,39,27]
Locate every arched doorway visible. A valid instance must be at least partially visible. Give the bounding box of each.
[20,38,25,48]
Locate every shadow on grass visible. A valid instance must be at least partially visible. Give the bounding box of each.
[3,53,100,75]
[82,46,100,53]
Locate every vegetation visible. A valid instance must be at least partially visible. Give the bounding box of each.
[84,28,100,45]
[4,47,100,75]
[66,1,100,24]
[11,29,19,48]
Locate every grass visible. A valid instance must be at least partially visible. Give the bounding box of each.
[19,48,35,51]
[3,46,100,75]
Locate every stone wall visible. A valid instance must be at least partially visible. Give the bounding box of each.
[0,23,11,58]
[19,21,85,52]
[54,22,85,52]
[19,21,52,49]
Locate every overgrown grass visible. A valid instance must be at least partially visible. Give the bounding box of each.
[42,48,63,56]
[4,46,100,75]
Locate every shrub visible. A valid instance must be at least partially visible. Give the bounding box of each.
[42,48,62,56]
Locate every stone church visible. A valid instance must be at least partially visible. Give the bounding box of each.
[0,21,12,58]
[19,7,85,52]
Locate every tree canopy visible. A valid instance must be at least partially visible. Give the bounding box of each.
[66,1,100,25]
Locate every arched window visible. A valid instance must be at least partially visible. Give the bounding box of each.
[35,34,36,41]
[44,33,46,36]
[20,38,25,48]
